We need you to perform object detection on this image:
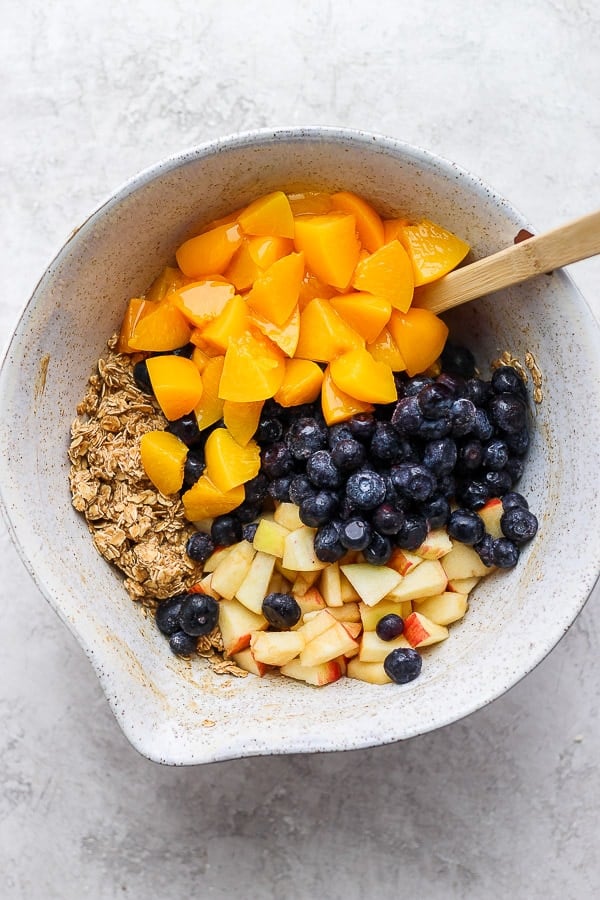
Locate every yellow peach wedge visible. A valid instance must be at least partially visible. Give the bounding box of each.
[330,347,397,405]
[145,354,203,421]
[139,431,188,496]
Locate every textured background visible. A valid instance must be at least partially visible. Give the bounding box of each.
[1,2,599,898]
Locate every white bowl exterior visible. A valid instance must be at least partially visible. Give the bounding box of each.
[1,127,599,764]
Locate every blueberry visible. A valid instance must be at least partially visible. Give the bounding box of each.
[422,438,458,476]
[211,515,242,546]
[346,471,387,510]
[417,413,452,440]
[255,416,283,444]
[168,343,195,358]
[286,417,328,460]
[420,495,451,529]
[261,442,295,478]
[268,476,293,502]
[488,393,528,434]
[500,507,538,544]
[440,342,476,378]
[464,377,491,406]
[395,514,428,550]
[232,500,263,524]
[244,473,270,505]
[491,365,527,398]
[504,427,530,456]
[502,492,529,511]
[185,531,215,562]
[371,503,405,535]
[483,469,513,496]
[338,495,360,521]
[363,530,393,565]
[314,522,346,562]
[262,592,301,629]
[383,647,423,684]
[451,398,477,437]
[348,413,377,442]
[340,517,372,551]
[133,359,153,394]
[474,533,496,567]
[169,630,198,656]
[482,439,509,470]
[391,464,436,503]
[456,479,490,510]
[327,423,354,448]
[183,451,205,488]
[436,474,457,499]
[155,594,186,635]
[403,375,434,397]
[299,491,339,527]
[394,438,421,464]
[178,593,219,636]
[306,450,341,488]
[492,537,520,568]
[289,475,315,505]
[447,509,485,545]
[471,408,494,441]
[417,382,454,419]
[505,457,525,485]
[167,413,202,447]
[331,438,365,473]
[457,440,483,472]
[376,614,404,641]
[370,422,401,462]
[391,396,424,435]
[436,372,466,398]
[242,522,259,543]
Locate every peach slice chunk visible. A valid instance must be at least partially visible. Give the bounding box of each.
[329,292,392,344]
[274,358,324,407]
[294,212,360,290]
[246,251,305,326]
[397,219,470,286]
[128,302,192,352]
[146,355,203,421]
[352,240,414,312]
[330,190,385,253]
[237,190,295,238]
[204,427,261,492]
[219,330,285,402]
[387,307,449,377]
[139,430,188,495]
[295,298,363,363]
[176,222,243,278]
[182,475,245,522]
[329,347,397,404]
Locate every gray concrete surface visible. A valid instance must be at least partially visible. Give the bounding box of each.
[1,2,599,897]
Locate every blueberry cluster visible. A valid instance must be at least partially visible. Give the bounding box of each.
[154,591,219,656]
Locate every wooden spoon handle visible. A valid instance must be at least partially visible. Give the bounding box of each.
[415,209,600,314]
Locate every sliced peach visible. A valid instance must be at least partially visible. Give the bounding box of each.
[366,326,407,372]
[331,190,384,253]
[146,355,203,421]
[398,219,470,286]
[144,266,188,303]
[172,279,235,328]
[128,302,192,352]
[219,329,285,402]
[200,294,249,353]
[247,235,294,267]
[382,217,411,244]
[182,475,245,522]
[223,400,263,446]
[176,223,243,278]
[352,240,414,312]
[237,191,295,238]
[246,251,305,325]
[293,213,360,290]
[329,291,392,343]
[250,304,300,358]
[295,298,363,363]
[330,348,397,404]
[204,427,261,492]
[139,430,188,495]
[117,298,155,353]
[194,355,225,430]
[274,358,324,407]
[321,366,374,426]
[388,308,449,377]
[287,191,333,216]
[224,240,262,292]
[297,271,340,309]
[191,346,212,373]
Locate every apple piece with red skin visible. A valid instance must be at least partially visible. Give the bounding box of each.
[300,619,359,666]
[387,547,423,576]
[413,528,453,560]
[218,598,268,657]
[414,591,468,626]
[304,602,361,624]
[189,573,220,600]
[295,587,327,618]
[235,550,277,614]
[319,561,344,607]
[296,608,339,644]
[280,657,344,686]
[340,563,402,607]
[250,630,305,666]
[386,559,448,603]
[342,621,362,640]
[478,497,504,539]
[403,611,449,647]
[347,658,392,685]
[441,541,496,581]
[232,647,271,676]
[211,540,256,600]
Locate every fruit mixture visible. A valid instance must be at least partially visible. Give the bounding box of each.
[70,188,538,688]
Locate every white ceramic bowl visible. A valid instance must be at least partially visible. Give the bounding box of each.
[1,127,599,765]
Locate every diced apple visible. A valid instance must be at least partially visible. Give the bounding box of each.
[203,545,232,573]
[414,591,468,626]
[403,611,449,648]
[304,602,361,624]
[342,621,362,639]
[340,563,402,607]
[441,541,496,581]
[295,587,327,617]
[235,551,277,614]
[296,608,338,643]
[300,620,359,666]
[267,572,292,595]
[319,561,343,607]
[194,572,220,599]
[340,573,361,602]
[387,547,423,576]
[291,570,321,596]
[218,598,268,657]
[282,526,328,571]
[478,498,504,539]
[273,502,304,531]
[447,576,480,594]
[280,657,344,686]
[251,630,305,666]
[274,559,297,581]
[253,518,289,558]
[359,598,412,631]
[346,658,392,685]
[359,630,411,662]
[211,540,256,600]
[413,528,453,560]
[386,559,447,603]
[232,647,271,676]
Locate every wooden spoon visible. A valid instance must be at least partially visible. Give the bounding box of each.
[415,209,600,314]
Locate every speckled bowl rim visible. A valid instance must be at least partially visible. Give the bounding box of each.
[1,125,600,764]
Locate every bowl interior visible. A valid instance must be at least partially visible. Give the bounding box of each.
[2,128,599,764]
